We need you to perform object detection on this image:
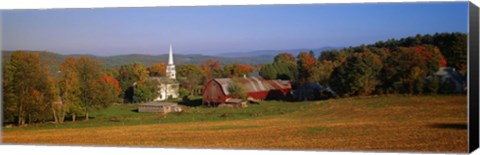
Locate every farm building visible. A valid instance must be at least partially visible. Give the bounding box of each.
[294,83,337,101]
[138,102,182,113]
[433,67,466,93]
[202,76,291,106]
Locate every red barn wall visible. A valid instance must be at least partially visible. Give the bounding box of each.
[203,80,227,103]
[203,78,292,104]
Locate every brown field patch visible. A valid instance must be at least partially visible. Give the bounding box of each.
[2,95,468,153]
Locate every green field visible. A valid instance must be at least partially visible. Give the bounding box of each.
[3,95,468,152]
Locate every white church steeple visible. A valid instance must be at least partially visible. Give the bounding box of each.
[168,44,174,65]
[166,44,176,79]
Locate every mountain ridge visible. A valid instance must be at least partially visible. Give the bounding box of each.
[216,46,343,58]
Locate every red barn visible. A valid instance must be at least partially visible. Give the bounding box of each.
[202,77,291,106]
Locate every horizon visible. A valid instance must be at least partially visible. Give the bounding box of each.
[2,2,469,56]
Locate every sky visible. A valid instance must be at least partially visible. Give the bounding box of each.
[1,2,469,56]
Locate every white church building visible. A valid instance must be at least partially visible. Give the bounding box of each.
[150,45,179,101]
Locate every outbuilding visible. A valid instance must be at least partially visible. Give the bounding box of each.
[433,67,466,93]
[138,102,182,113]
[294,82,336,101]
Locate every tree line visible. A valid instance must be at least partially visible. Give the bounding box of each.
[259,32,466,97]
[2,32,466,126]
[3,52,119,126]
[2,52,256,126]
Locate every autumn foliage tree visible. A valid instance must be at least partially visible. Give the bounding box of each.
[236,64,252,76]
[102,75,121,102]
[177,64,205,96]
[372,32,466,76]
[387,45,447,95]
[148,62,166,77]
[76,57,116,120]
[116,62,149,102]
[200,59,224,82]
[57,57,83,122]
[309,60,335,85]
[274,52,296,65]
[3,51,56,126]
[103,76,121,94]
[224,64,253,77]
[297,52,317,84]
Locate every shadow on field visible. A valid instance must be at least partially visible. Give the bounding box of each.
[428,123,467,130]
[179,98,203,107]
[131,109,139,113]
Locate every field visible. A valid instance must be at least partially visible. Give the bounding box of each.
[2,95,468,153]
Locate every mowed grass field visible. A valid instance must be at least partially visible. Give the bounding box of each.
[2,95,468,153]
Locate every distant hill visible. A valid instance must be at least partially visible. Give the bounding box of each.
[98,53,273,67]
[1,50,274,75]
[2,47,343,70]
[216,46,343,58]
[2,47,344,75]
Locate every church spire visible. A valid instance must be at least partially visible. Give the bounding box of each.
[166,44,176,79]
[168,44,174,65]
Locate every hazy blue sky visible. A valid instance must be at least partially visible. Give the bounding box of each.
[1,2,468,56]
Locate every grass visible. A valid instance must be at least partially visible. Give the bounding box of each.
[2,95,468,152]
[2,99,307,131]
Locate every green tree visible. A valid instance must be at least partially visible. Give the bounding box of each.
[297,52,317,84]
[3,55,17,123]
[177,64,204,96]
[329,51,383,97]
[117,62,149,102]
[274,53,296,65]
[259,64,276,80]
[77,57,114,120]
[200,59,224,82]
[223,64,253,78]
[101,76,121,104]
[58,57,83,123]
[390,47,428,94]
[133,79,160,102]
[228,78,248,100]
[148,62,166,77]
[318,50,349,62]
[309,60,335,85]
[432,32,467,74]
[259,62,298,81]
[373,48,397,94]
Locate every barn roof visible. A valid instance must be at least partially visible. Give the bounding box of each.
[213,77,290,95]
[435,67,464,84]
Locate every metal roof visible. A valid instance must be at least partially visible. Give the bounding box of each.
[140,102,178,107]
[435,67,464,84]
[213,77,291,95]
